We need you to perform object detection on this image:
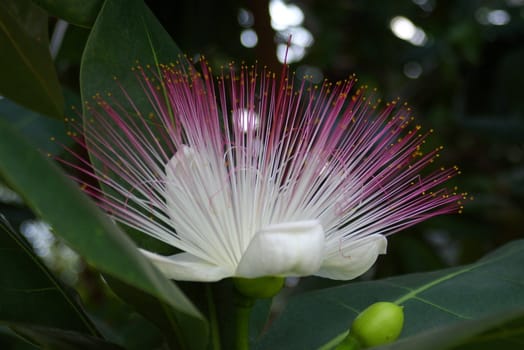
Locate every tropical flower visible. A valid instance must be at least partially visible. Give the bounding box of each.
[66,60,464,282]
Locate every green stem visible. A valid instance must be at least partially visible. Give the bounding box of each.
[318,332,361,350]
[234,292,255,350]
[334,334,361,350]
[206,285,222,350]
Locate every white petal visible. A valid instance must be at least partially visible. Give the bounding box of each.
[315,234,387,280]
[235,220,325,278]
[165,145,195,224]
[140,249,234,282]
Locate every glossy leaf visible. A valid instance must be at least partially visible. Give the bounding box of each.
[0,217,99,336]
[71,269,170,350]
[31,0,103,28]
[80,0,182,112]
[79,0,183,254]
[0,98,71,155]
[377,306,524,350]
[103,275,185,349]
[254,239,524,349]
[0,118,208,350]
[0,0,64,118]
[452,312,524,349]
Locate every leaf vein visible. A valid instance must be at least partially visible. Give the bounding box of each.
[411,296,471,319]
[394,244,524,305]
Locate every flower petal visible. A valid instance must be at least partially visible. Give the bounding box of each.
[140,249,234,282]
[235,220,325,278]
[316,234,387,280]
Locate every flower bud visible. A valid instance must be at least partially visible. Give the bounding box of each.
[350,302,404,347]
[233,276,285,299]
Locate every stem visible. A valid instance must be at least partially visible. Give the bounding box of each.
[317,332,349,350]
[234,292,255,350]
[334,334,361,350]
[206,285,222,350]
[318,332,361,350]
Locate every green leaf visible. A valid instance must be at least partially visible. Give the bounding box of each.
[80,0,182,112]
[0,118,208,350]
[11,324,123,350]
[0,98,70,155]
[451,311,524,349]
[0,218,99,336]
[254,239,524,350]
[69,269,169,350]
[0,0,64,118]
[374,306,524,350]
[79,0,184,253]
[103,275,187,349]
[0,326,39,349]
[31,0,103,28]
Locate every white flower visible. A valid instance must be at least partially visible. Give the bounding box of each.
[70,61,462,281]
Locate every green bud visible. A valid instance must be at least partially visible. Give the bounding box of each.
[350,302,404,347]
[233,276,285,299]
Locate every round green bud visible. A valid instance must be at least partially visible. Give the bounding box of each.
[350,302,404,347]
[233,276,285,299]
